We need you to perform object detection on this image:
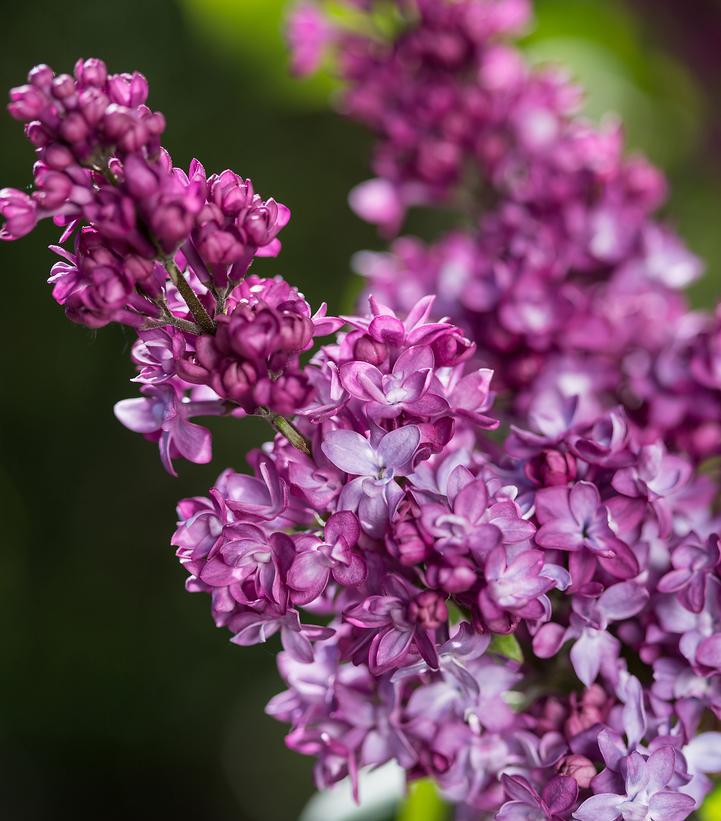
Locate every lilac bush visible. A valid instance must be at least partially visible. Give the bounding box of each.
[2,2,721,817]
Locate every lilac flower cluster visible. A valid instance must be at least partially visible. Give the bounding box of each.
[0,58,339,473]
[4,17,721,821]
[289,0,721,465]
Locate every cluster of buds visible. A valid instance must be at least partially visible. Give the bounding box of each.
[1,58,336,472]
[4,6,721,818]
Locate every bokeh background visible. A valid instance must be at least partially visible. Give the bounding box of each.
[2,1,721,818]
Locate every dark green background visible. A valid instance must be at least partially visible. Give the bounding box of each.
[2,1,721,818]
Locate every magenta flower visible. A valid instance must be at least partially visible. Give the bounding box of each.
[535,482,639,583]
[344,575,447,674]
[10,38,721,819]
[229,605,333,663]
[479,545,569,632]
[286,2,334,76]
[421,466,535,572]
[348,178,405,236]
[534,582,649,685]
[0,188,38,239]
[287,511,366,605]
[612,443,692,536]
[339,344,448,420]
[657,533,721,614]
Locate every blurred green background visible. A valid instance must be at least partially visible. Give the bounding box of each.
[2,1,721,818]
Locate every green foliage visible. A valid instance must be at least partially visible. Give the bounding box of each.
[489,633,524,662]
[397,780,449,821]
[701,782,721,821]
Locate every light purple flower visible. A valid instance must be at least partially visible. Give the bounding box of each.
[339,344,448,420]
[535,482,639,582]
[321,425,420,537]
[573,747,695,821]
[287,511,366,605]
[344,575,447,674]
[498,774,578,820]
[657,533,720,614]
[114,384,223,475]
[534,582,649,686]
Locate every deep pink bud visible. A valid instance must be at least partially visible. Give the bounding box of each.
[32,168,72,210]
[59,111,90,144]
[28,64,54,89]
[0,188,38,239]
[107,72,149,107]
[408,591,448,629]
[556,755,596,789]
[42,143,75,170]
[51,73,76,100]
[7,84,46,121]
[431,330,474,366]
[353,333,388,365]
[25,121,51,147]
[78,88,110,126]
[525,449,577,487]
[74,58,108,88]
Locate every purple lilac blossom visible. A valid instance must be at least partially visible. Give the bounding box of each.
[3,14,721,819]
[293,0,721,464]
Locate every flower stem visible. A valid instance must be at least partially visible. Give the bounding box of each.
[163,258,216,335]
[142,315,203,334]
[256,406,312,456]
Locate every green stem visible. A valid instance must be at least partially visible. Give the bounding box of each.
[164,258,216,335]
[256,406,312,457]
[142,315,202,335]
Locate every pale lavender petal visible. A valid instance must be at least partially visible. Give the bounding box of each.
[647,790,695,820]
[321,429,378,475]
[377,425,420,471]
[572,793,624,821]
[114,397,160,433]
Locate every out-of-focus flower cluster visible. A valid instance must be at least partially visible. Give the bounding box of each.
[4,7,721,817]
[288,0,721,466]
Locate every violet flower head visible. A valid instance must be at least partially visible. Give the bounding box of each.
[9,23,721,820]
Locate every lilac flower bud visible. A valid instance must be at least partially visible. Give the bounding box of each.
[525,449,576,487]
[42,143,75,170]
[78,88,111,126]
[556,754,596,789]
[0,188,38,239]
[387,496,431,566]
[25,121,50,147]
[59,111,90,145]
[243,198,290,248]
[107,72,149,107]
[32,167,72,210]
[353,333,388,365]
[7,84,46,120]
[51,73,76,100]
[408,590,448,630]
[28,64,54,89]
[74,57,108,88]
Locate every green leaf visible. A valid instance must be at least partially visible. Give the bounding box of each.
[397,779,448,821]
[489,633,524,662]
